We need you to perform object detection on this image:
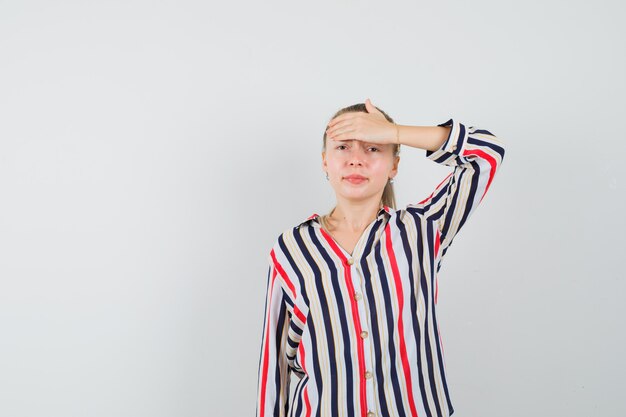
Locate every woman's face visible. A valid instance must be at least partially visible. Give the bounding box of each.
[322,135,399,204]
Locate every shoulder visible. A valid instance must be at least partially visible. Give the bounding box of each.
[267,218,316,259]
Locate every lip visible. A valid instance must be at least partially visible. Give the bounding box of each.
[343,174,368,184]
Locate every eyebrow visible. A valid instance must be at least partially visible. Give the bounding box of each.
[336,139,378,145]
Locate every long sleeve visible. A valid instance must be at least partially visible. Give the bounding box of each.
[256,255,291,417]
[406,118,506,271]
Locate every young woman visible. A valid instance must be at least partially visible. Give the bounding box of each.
[256,99,506,417]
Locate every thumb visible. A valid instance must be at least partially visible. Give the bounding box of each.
[365,98,382,115]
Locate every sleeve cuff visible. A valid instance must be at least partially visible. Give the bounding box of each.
[425,118,468,162]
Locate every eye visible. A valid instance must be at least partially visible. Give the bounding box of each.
[336,144,347,150]
[368,147,380,152]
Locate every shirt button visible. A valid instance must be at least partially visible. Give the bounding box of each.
[367,412,376,417]
[360,330,368,339]
[354,292,362,301]
[451,145,457,151]
[365,371,373,379]
[347,258,354,265]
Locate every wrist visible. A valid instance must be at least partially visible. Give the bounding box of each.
[393,124,403,145]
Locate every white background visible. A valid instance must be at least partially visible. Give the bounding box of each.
[0,1,624,416]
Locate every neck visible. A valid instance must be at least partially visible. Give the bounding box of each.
[329,199,383,232]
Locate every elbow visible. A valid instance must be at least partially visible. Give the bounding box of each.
[487,131,506,163]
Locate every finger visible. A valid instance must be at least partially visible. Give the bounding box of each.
[326,119,352,137]
[365,98,383,115]
[326,116,341,129]
[327,112,354,128]
[329,127,357,141]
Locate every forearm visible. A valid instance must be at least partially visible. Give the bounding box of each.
[397,125,451,152]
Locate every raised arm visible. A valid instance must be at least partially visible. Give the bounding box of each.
[403,118,506,270]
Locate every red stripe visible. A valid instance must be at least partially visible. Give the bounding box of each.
[298,343,311,417]
[259,266,278,417]
[294,306,306,323]
[270,250,306,323]
[306,212,319,221]
[462,148,497,202]
[434,229,440,305]
[385,224,419,417]
[271,249,297,299]
[417,172,454,205]
[319,227,346,260]
[319,228,368,416]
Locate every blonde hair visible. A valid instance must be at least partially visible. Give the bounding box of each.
[320,102,400,230]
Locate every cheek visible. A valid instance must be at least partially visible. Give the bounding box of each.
[370,160,392,175]
[325,157,344,171]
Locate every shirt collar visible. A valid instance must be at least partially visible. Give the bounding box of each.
[297,205,393,228]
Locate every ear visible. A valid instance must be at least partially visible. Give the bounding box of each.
[321,151,327,170]
[390,155,400,176]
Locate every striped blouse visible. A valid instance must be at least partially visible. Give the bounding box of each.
[256,118,506,417]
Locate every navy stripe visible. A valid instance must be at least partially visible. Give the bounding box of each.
[467,136,505,158]
[397,214,434,417]
[293,229,324,417]
[361,218,392,417]
[290,366,306,417]
[427,220,454,414]
[307,228,340,417]
[274,299,288,417]
[374,236,407,416]
[322,233,356,416]
[440,168,463,244]
[415,217,443,417]
[454,122,465,152]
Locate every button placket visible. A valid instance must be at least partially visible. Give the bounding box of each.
[350,256,377,414]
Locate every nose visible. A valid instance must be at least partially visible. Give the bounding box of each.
[348,146,365,166]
